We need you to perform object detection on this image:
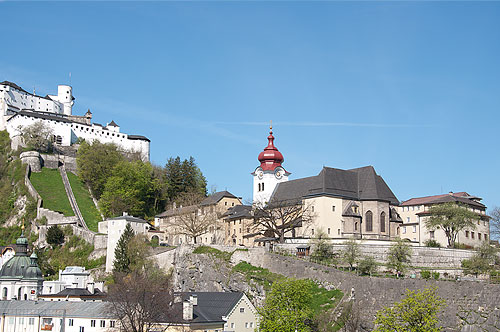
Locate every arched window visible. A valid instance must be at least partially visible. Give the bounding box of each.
[262,183,264,191]
[17,287,22,300]
[365,211,373,232]
[354,222,358,231]
[380,212,386,233]
[2,287,7,300]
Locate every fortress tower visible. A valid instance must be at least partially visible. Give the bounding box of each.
[252,125,290,205]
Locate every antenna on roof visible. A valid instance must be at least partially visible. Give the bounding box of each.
[33,86,35,95]
[69,72,72,85]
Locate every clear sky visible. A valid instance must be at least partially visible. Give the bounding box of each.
[1,1,499,210]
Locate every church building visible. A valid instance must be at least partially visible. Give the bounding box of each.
[251,126,402,243]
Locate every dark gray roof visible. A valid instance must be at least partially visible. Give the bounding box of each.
[222,205,252,220]
[1,81,52,100]
[0,301,115,318]
[128,134,150,142]
[179,292,244,324]
[40,288,106,298]
[271,166,399,205]
[7,110,72,124]
[107,120,119,127]
[201,191,238,206]
[106,215,150,224]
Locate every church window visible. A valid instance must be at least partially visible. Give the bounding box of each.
[365,211,373,232]
[110,321,116,328]
[354,222,358,231]
[380,212,386,233]
[100,319,106,327]
[3,287,7,299]
[332,206,335,212]
[338,229,340,235]
[69,319,74,326]
[311,229,314,235]
[258,183,261,191]
[91,320,96,327]
[29,318,35,325]
[328,228,330,235]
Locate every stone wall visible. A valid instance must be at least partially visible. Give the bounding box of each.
[258,253,500,331]
[40,154,77,173]
[274,243,476,270]
[38,224,107,252]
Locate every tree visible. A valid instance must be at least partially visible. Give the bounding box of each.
[113,223,135,274]
[77,141,124,199]
[310,229,333,264]
[164,156,207,202]
[374,288,445,332]
[342,238,360,271]
[490,207,500,240]
[258,278,315,332]
[163,191,219,244]
[358,255,377,276]
[461,242,499,277]
[387,239,412,277]
[99,160,156,218]
[108,264,174,332]
[19,121,54,152]
[46,225,65,247]
[253,199,314,243]
[425,202,480,248]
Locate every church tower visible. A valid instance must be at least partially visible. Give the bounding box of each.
[252,125,290,205]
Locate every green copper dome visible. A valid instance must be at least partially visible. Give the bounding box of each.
[0,234,43,281]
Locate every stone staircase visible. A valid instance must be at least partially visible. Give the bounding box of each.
[59,165,89,230]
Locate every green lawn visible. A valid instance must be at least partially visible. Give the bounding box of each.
[67,172,102,232]
[30,168,74,216]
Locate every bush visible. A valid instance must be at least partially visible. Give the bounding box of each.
[421,270,431,279]
[358,256,377,276]
[432,272,440,280]
[46,225,65,247]
[424,239,441,248]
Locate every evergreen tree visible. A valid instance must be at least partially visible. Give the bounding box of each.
[46,225,65,247]
[164,156,207,203]
[113,223,135,274]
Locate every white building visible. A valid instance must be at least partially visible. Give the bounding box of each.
[252,126,290,204]
[0,81,150,161]
[40,266,105,302]
[98,213,152,272]
[0,301,118,332]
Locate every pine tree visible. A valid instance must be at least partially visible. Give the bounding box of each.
[113,223,135,274]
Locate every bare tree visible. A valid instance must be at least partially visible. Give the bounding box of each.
[165,191,220,244]
[490,206,500,240]
[108,266,175,332]
[19,121,54,152]
[253,199,314,243]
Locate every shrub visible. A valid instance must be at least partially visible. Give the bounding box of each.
[46,225,65,247]
[424,239,441,248]
[432,272,440,280]
[421,270,431,279]
[358,256,377,276]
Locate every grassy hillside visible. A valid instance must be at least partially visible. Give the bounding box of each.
[30,168,74,216]
[67,171,102,232]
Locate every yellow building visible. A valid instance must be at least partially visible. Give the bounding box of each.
[398,192,490,247]
[155,191,242,245]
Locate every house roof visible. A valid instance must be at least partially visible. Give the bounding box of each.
[7,110,72,124]
[0,300,115,319]
[222,205,252,220]
[1,81,52,100]
[178,292,244,324]
[401,192,485,209]
[106,215,150,224]
[107,120,119,127]
[201,191,238,206]
[40,287,106,298]
[271,166,399,205]
[128,134,150,142]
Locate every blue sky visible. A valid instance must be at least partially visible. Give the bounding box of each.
[1,1,499,210]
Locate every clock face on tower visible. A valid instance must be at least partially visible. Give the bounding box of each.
[275,167,283,179]
[257,170,264,179]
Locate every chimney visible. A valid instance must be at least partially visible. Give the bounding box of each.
[183,299,193,321]
[87,282,95,294]
[190,294,198,306]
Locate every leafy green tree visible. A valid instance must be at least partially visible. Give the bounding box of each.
[358,255,377,276]
[99,160,156,218]
[425,202,480,248]
[76,141,124,199]
[46,225,65,247]
[462,242,498,277]
[164,156,207,203]
[258,278,315,332]
[374,288,445,332]
[113,223,135,274]
[387,239,412,277]
[310,229,332,264]
[342,238,360,271]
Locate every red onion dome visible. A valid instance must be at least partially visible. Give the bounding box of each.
[258,126,284,171]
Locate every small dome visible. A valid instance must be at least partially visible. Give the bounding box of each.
[257,126,285,171]
[0,233,42,281]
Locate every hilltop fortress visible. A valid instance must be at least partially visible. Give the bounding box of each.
[0,81,150,161]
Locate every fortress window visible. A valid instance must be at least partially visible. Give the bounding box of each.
[328,228,330,234]
[332,206,335,212]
